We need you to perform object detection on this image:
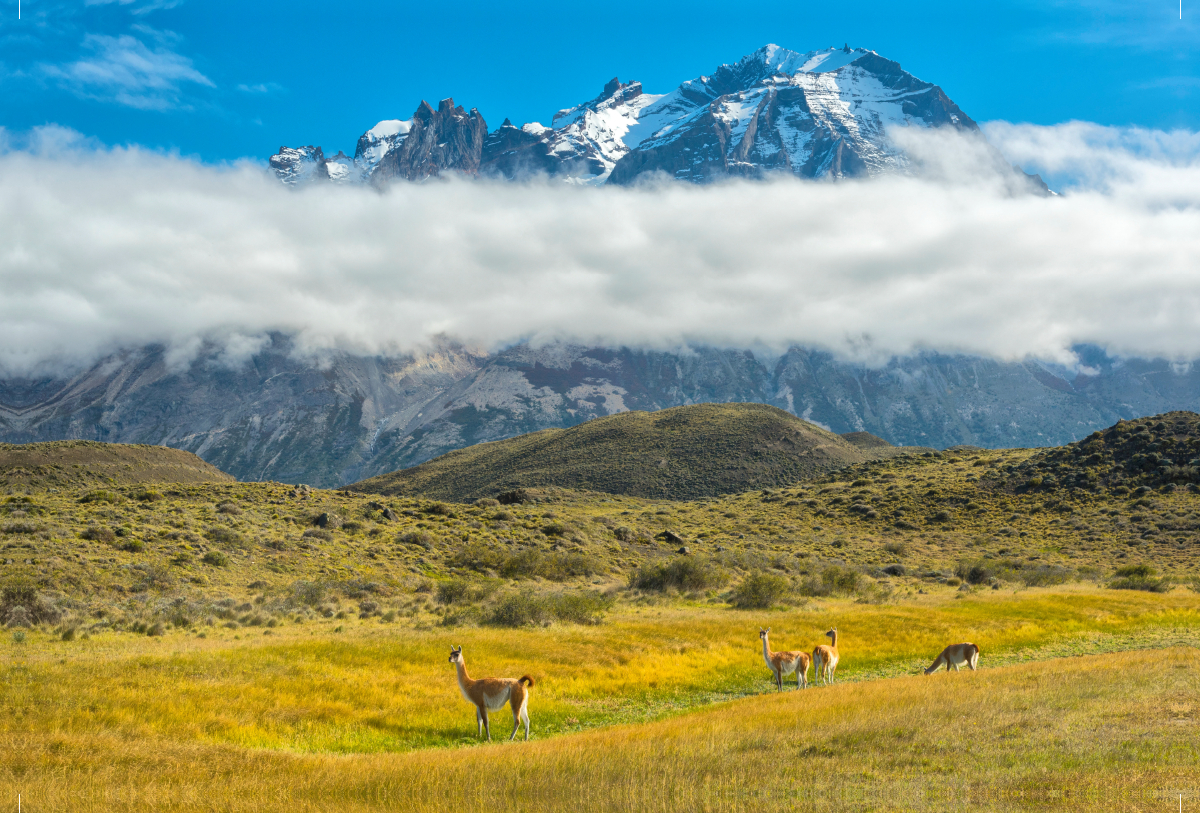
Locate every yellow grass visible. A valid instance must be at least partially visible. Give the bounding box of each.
[3,645,1197,812]
[3,588,1199,808]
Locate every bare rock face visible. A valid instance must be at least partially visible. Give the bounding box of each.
[480,119,561,179]
[269,146,330,185]
[373,98,488,182]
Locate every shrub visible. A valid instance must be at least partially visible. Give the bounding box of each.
[1,522,38,535]
[542,522,566,536]
[629,557,727,592]
[957,560,993,585]
[79,490,122,504]
[448,542,505,572]
[613,526,635,542]
[882,564,906,577]
[436,578,499,605]
[488,590,612,627]
[397,530,434,550]
[202,551,230,567]
[1021,565,1071,587]
[60,626,77,641]
[1109,564,1172,592]
[135,490,163,502]
[730,571,790,609]
[119,539,145,553]
[497,489,530,505]
[302,529,333,542]
[291,580,325,606]
[500,550,601,581]
[474,498,499,508]
[81,526,116,544]
[423,502,454,516]
[216,502,242,515]
[205,526,244,548]
[821,565,861,593]
[883,541,908,556]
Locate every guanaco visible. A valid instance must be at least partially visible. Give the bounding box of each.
[923,643,980,674]
[812,627,840,686]
[448,645,534,741]
[759,627,811,690]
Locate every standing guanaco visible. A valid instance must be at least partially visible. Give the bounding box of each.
[759,627,811,690]
[923,643,980,674]
[812,627,840,686]
[448,646,534,741]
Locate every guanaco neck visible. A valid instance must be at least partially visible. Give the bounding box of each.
[454,659,476,691]
[828,630,838,651]
[761,635,774,663]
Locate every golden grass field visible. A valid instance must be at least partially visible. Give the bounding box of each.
[3,587,1199,811]
[3,424,1200,811]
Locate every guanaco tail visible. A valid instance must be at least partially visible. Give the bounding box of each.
[923,642,980,674]
[759,627,810,690]
[812,627,840,686]
[448,645,533,741]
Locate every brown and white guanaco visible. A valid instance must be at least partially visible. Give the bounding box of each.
[923,643,980,674]
[448,645,533,741]
[759,627,811,690]
[812,627,840,686]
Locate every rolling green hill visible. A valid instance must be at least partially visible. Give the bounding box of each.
[0,440,235,489]
[349,403,927,501]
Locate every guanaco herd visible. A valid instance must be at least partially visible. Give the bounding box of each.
[449,631,980,741]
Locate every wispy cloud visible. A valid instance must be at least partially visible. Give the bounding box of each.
[1,123,1199,377]
[40,30,212,110]
[83,0,185,15]
[236,82,283,94]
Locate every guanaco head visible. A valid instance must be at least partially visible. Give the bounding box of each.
[448,645,463,665]
[759,627,770,641]
[825,627,837,643]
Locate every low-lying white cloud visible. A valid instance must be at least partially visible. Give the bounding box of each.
[2,122,1200,378]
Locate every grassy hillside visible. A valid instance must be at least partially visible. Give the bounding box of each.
[1,413,1198,639]
[0,440,234,489]
[350,402,927,501]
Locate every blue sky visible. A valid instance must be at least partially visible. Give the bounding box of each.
[1,0,1197,162]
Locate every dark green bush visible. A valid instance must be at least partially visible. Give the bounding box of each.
[730,571,790,609]
[1109,564,1171,592]
[488,590,613,627]
[79,490,122,504]
[201,551,230,567]
[291,580,325,606]
[500,550,600,581]
[629,557,727,592]
[1021,565,1071,587]
[205,526,244,548]
[119,539,145,553]
[81,526,116,543]
[436,578,499,605]
[301,529,333,542]
[398,530,434,549]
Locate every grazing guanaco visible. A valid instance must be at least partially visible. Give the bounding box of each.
[448,646,533,741]
[923,643,980,674]
[759,627,811,690]
[812,627,840,686]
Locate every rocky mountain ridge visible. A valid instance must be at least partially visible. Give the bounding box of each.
[269,43,1043,188]
[2,339,1197,488]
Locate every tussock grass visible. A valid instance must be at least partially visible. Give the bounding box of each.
[3,645,1197,811]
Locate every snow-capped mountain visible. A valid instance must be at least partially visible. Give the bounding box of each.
[269,44,1004,187]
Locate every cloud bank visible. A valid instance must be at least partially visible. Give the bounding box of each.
[2,122,1200,377]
